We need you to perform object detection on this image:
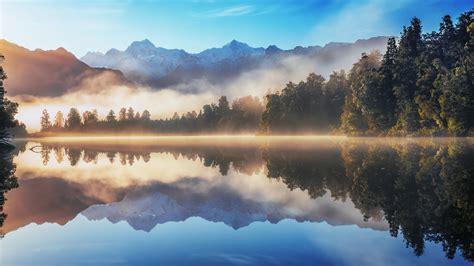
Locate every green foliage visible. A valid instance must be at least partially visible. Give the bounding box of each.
[0,54,27,139]
[261,73,345,134]
[262,10,472,136]
[339,11,473,136]
[324,70,349,127]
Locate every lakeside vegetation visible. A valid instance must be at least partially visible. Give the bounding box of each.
[0,55,27,144]
[0,54,20,232]
[36,11,473,137]
[38,95,264,135]
[1,10,471,137]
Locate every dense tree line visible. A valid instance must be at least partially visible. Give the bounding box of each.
[261,71,347,133]
[262,11,473,136]
[40,107,153,133]
[0,54,27,143]
[340,11,473,136]
[40,95,264,134]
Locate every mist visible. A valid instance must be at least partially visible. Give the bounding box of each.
[13,41,386,132]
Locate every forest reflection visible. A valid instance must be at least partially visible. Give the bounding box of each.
[0,143,23,237]
[7,138,474,261]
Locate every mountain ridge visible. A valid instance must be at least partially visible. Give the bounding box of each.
[80,36,391,89]
[0,39,134,97]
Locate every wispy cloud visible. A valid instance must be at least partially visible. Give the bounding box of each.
[310,0,410,44]
[197,5,257,17]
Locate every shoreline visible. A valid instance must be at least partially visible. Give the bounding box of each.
[15,135,474,141]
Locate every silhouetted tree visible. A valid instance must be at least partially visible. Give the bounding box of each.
[66,108,82,129]
[40,109,52,131]
[118,108,127,122]
[127,107,135,120]
[141,110,151,121]
[0,55,26,140]
[106,110,116,122]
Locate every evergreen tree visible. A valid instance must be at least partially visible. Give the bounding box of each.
[40,109,52,131]
[106,110,116,122]
[393,17,423,132]
[379,37,398,129]
[118,108,127,122]
[141,110,151,121]
[0,54,21,141]
[437,11,474,135]
[66,108,81,129]
[127,107,135,120]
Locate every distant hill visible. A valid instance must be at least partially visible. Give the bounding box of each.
[0,37,391,97]
[0,39,133,96]
[81,37,391,89]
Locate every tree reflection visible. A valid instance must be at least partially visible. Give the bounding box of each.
[261,141,473,261]
[106,151,116,163]
[263,146,347,199]
[83,150,98,164]
[28,140,473,261]
[40,145,51,166]
[66,148,82,166]
[0,147,19,237]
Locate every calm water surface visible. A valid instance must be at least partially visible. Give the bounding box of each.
[0,137,472,265]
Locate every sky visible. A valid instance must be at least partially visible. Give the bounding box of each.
[1,0,472,57]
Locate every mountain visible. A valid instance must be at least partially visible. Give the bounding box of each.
[82,178,388,232]
[197,39,265,63]
[81,37,390,89]
[82,39,199,86]
[0,39,133,97]
[81,39,266,87]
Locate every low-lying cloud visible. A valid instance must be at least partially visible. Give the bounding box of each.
[13,76,216,132]
[13,38,387,132]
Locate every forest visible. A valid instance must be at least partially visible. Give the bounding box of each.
[36,11,473,136]
[263,10,473,136]
[38,95,264,134]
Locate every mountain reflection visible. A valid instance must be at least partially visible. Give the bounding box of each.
[3,138,473,261]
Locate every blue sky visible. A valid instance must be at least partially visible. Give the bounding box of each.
[1,0,472,56]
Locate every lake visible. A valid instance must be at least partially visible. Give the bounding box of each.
[0,136,472,265]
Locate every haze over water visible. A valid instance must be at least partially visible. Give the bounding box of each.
[0,137,472,265]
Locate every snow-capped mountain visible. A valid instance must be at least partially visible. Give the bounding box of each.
[197,40,265,63]
[82,39,199,85]
[82,178,388,232]
[80,37,390,89]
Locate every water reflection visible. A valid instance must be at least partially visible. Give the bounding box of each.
[0,142,22,237]
[3,137,473,262]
